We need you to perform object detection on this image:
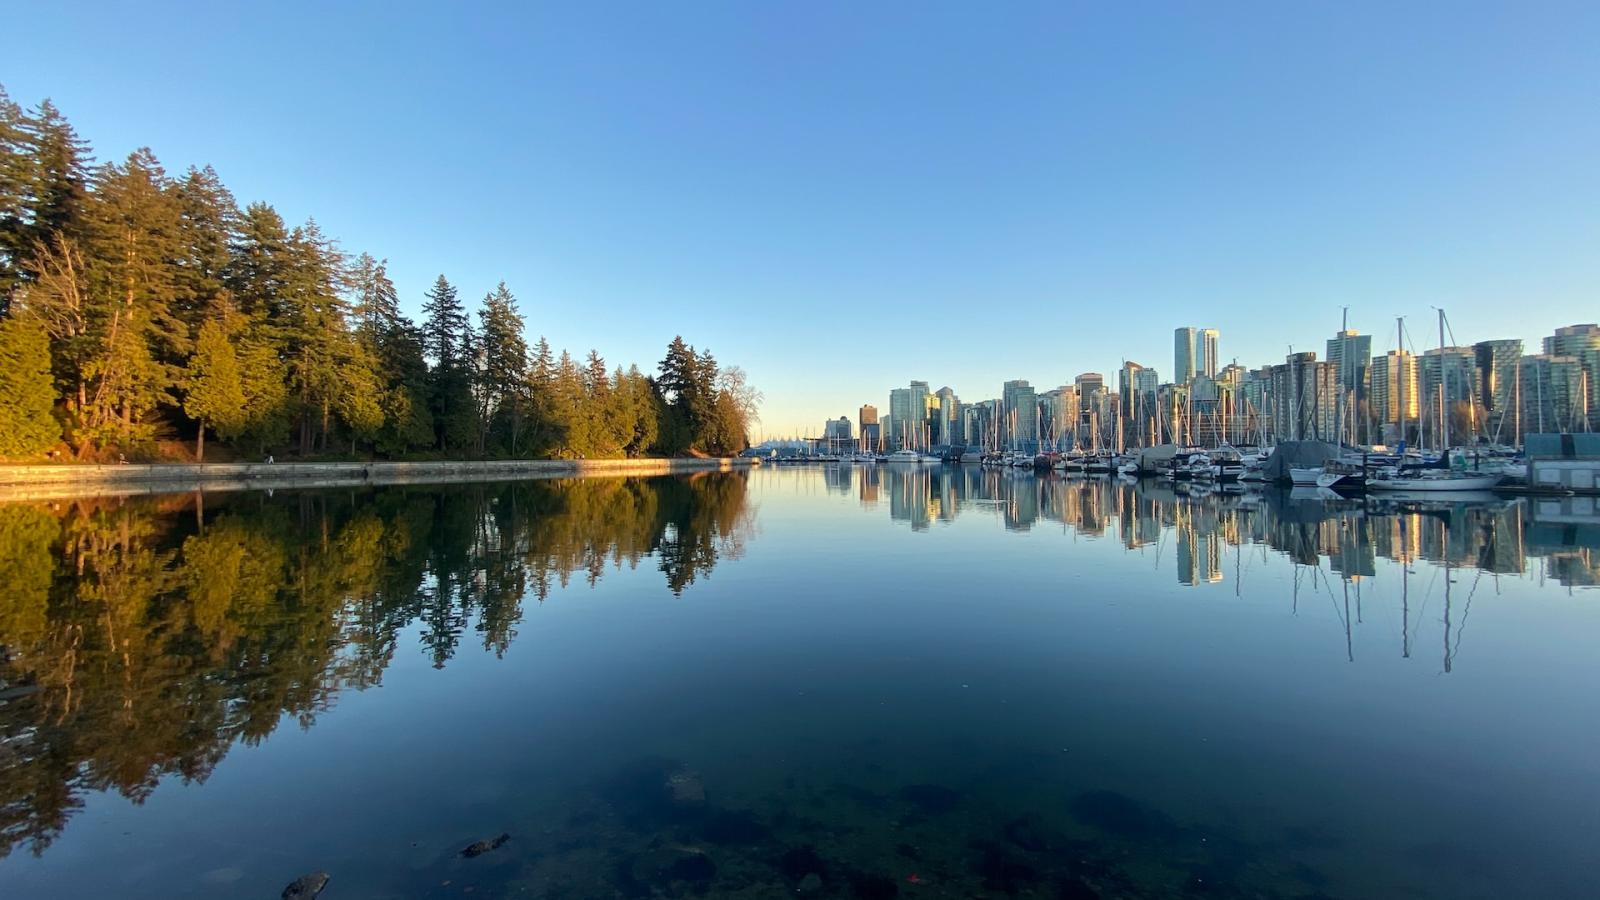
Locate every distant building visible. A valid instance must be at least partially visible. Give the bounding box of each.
[1419,347,1478,440]
[1198,329,1220,379]
[1002,379,1038,450]
[886,381,931,449]
[858,404,880,453]
[824,417,851,440]
[1269,352,1339,442]
[1543,324,1600,429]
[1326,329,1372,441]
[1038,386,1079,449]
[1174,327,1198,383]
[1370,349,1419,441]
[965,399,1000,451]
[935,386,962,446]
[1520,354,1588,434]
[1474,339,1523,442]
[1118,362,1159,447]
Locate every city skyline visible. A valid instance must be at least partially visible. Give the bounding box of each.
[12,3,1600,438]
[795,315,1597,450]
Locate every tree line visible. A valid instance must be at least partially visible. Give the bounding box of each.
[0,85,758,461]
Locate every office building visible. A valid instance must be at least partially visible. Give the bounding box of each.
[1198,328,1220,379]
[935,386,962,446]
[886,381,931,450]
[1002,379,1038,449]
[1174,327,1197,383]
[1268,352,1339,441]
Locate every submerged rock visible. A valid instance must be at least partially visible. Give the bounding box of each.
[797,872,824,894]
[666,768,707,807]
[281,871,330,899]
[461,832,511,858]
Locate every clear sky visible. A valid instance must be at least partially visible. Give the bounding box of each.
[9,1,1600,438]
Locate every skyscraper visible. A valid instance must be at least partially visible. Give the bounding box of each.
[1174,327,1198,383]
[935,386,962,446]
[886,381,931,449]
[858,404,880,452]
[1520,354,1587,434]
[1370,349,1419,441]
[1543,324,1600,429]
[1198,328,1220,379]
[1268,352,1339,441]
[1002,379,1038,449]
[1419,346,1478,440]
[1325,329,1372,440]
[1474,339,1523,442]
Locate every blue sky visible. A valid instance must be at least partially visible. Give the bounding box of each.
[9,1,1600,438]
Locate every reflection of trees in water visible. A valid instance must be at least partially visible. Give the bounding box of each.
[0,474,752,859]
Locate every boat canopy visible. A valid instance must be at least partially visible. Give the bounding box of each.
[1135,444,1179,469]
[1260,441,1342,483]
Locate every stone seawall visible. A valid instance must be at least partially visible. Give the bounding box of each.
[0,458,755,501]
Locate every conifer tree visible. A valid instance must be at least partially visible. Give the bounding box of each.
[183,313,247,460]
[0,316,59,457]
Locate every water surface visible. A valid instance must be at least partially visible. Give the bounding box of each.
[0,468,1596,899]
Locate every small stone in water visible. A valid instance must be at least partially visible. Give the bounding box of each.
[461,833,510,858]
[282,871,330,900]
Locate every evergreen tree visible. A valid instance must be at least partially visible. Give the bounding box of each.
[80,149,186,448]
[0,316,59,457]
[171,165,238,330]
[0,86,31,311]
[183,313,247,460]
[421,275,474,451]
[476,282,528,454]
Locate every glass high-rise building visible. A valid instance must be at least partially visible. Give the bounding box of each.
[935,386,962,446]
[886,381,931,449]
[1370,349,1419,440]
[1198,329,1220,379]
[1543,324,1600,429]
[1474,339,1523,442]
[1520,354,1587,434]
[1174,327,1198,383]
[1002,379,1038,449]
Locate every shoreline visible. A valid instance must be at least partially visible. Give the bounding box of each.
[0,458,755,501]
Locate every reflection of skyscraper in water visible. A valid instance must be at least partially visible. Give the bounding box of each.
[1002,473,1041,531]
[858,465,880,506]
[1177,515,1199,586]
[887,466,934,531]
[823,464,852,495]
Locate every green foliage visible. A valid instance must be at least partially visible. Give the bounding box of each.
[183,315,248,457]
[0,83,758,461]
[0,316,59,456]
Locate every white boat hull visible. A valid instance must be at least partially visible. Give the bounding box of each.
[1368,473,1503,492]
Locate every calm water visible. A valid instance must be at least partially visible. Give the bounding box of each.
[1,468,1597,899]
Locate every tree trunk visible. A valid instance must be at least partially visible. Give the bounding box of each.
[196,423,205,462]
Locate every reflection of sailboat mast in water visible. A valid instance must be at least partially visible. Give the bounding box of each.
[1402,556,1412,659]
[1341,576,1354,662]
[1443,554,1454,673]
